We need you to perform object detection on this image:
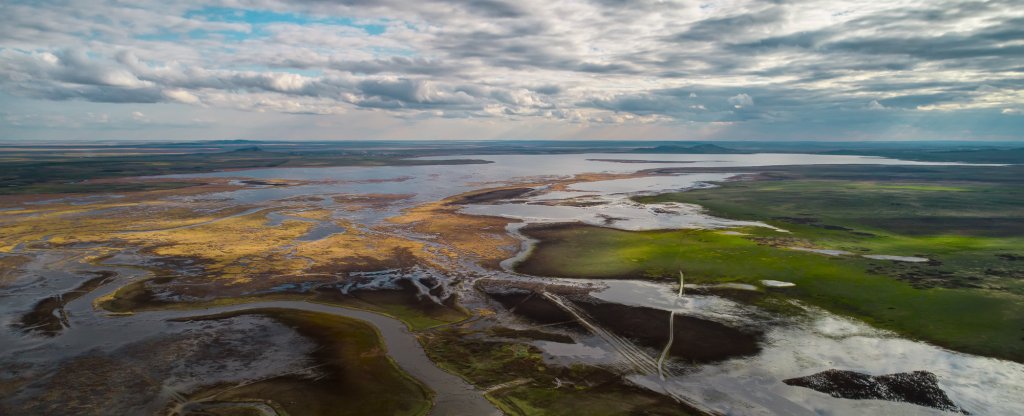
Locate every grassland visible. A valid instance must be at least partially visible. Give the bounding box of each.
[519,172,1024,362]
[633,176,1024,292]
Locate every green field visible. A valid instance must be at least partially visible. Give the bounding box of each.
[519,174,1024,362]
[634,176,1024,293]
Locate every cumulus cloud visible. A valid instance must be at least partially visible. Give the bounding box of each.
[0,0,1021,139]
[728,93,754,108]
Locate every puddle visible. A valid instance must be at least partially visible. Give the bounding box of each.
[863,254,931,263]
[788,247,854,256]
[760,280,796,288]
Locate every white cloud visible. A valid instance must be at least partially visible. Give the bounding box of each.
[164,89,200,104]
[728,93,753,108]
[0,0,1021,139]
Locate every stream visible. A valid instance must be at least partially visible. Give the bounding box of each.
[148,301,501,416]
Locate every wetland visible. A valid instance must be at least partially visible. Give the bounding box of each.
[2,141,1023,415]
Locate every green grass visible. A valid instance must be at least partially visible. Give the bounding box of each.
[634,179,1024,237]
[633,178,1024,295]
[518,224,1024,362]
[854,183,969,192]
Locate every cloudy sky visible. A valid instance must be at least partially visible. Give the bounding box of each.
[1,0,1022,141]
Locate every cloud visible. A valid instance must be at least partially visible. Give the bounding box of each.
[0,0,1021,140]
[165,89,201,104]
[671,8,786,42]
[728,93,754,108]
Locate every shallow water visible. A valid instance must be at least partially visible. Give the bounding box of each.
[577,280,1024,415]
[164,153,963,232]
[461,172,786,231]
[760,280,796,288]
[787,246,854,256]
[863,254,931,262]
[165,153,970,219]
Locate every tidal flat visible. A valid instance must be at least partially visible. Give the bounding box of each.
[2,146,1023,415]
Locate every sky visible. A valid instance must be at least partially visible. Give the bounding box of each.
[0,0,1022,141]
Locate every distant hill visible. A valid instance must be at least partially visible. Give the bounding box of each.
[153,139,266,148]
[631,143,744,154]
[206,139,265,144]
[821,147,1024,164]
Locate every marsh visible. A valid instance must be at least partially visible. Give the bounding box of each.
[2,146,1022,415]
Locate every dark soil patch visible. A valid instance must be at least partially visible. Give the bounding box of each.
[489,327,575,344]
[315,279,463,320]
[784,369,967,414]
[18,271,117,335]
[997,253,1024,262]
[238,180,287,186]
[576,300,762,363]
[447,187,533,205]
[487,290,577,325]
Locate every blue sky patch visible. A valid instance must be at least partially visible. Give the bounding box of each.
[184,7,387,36]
